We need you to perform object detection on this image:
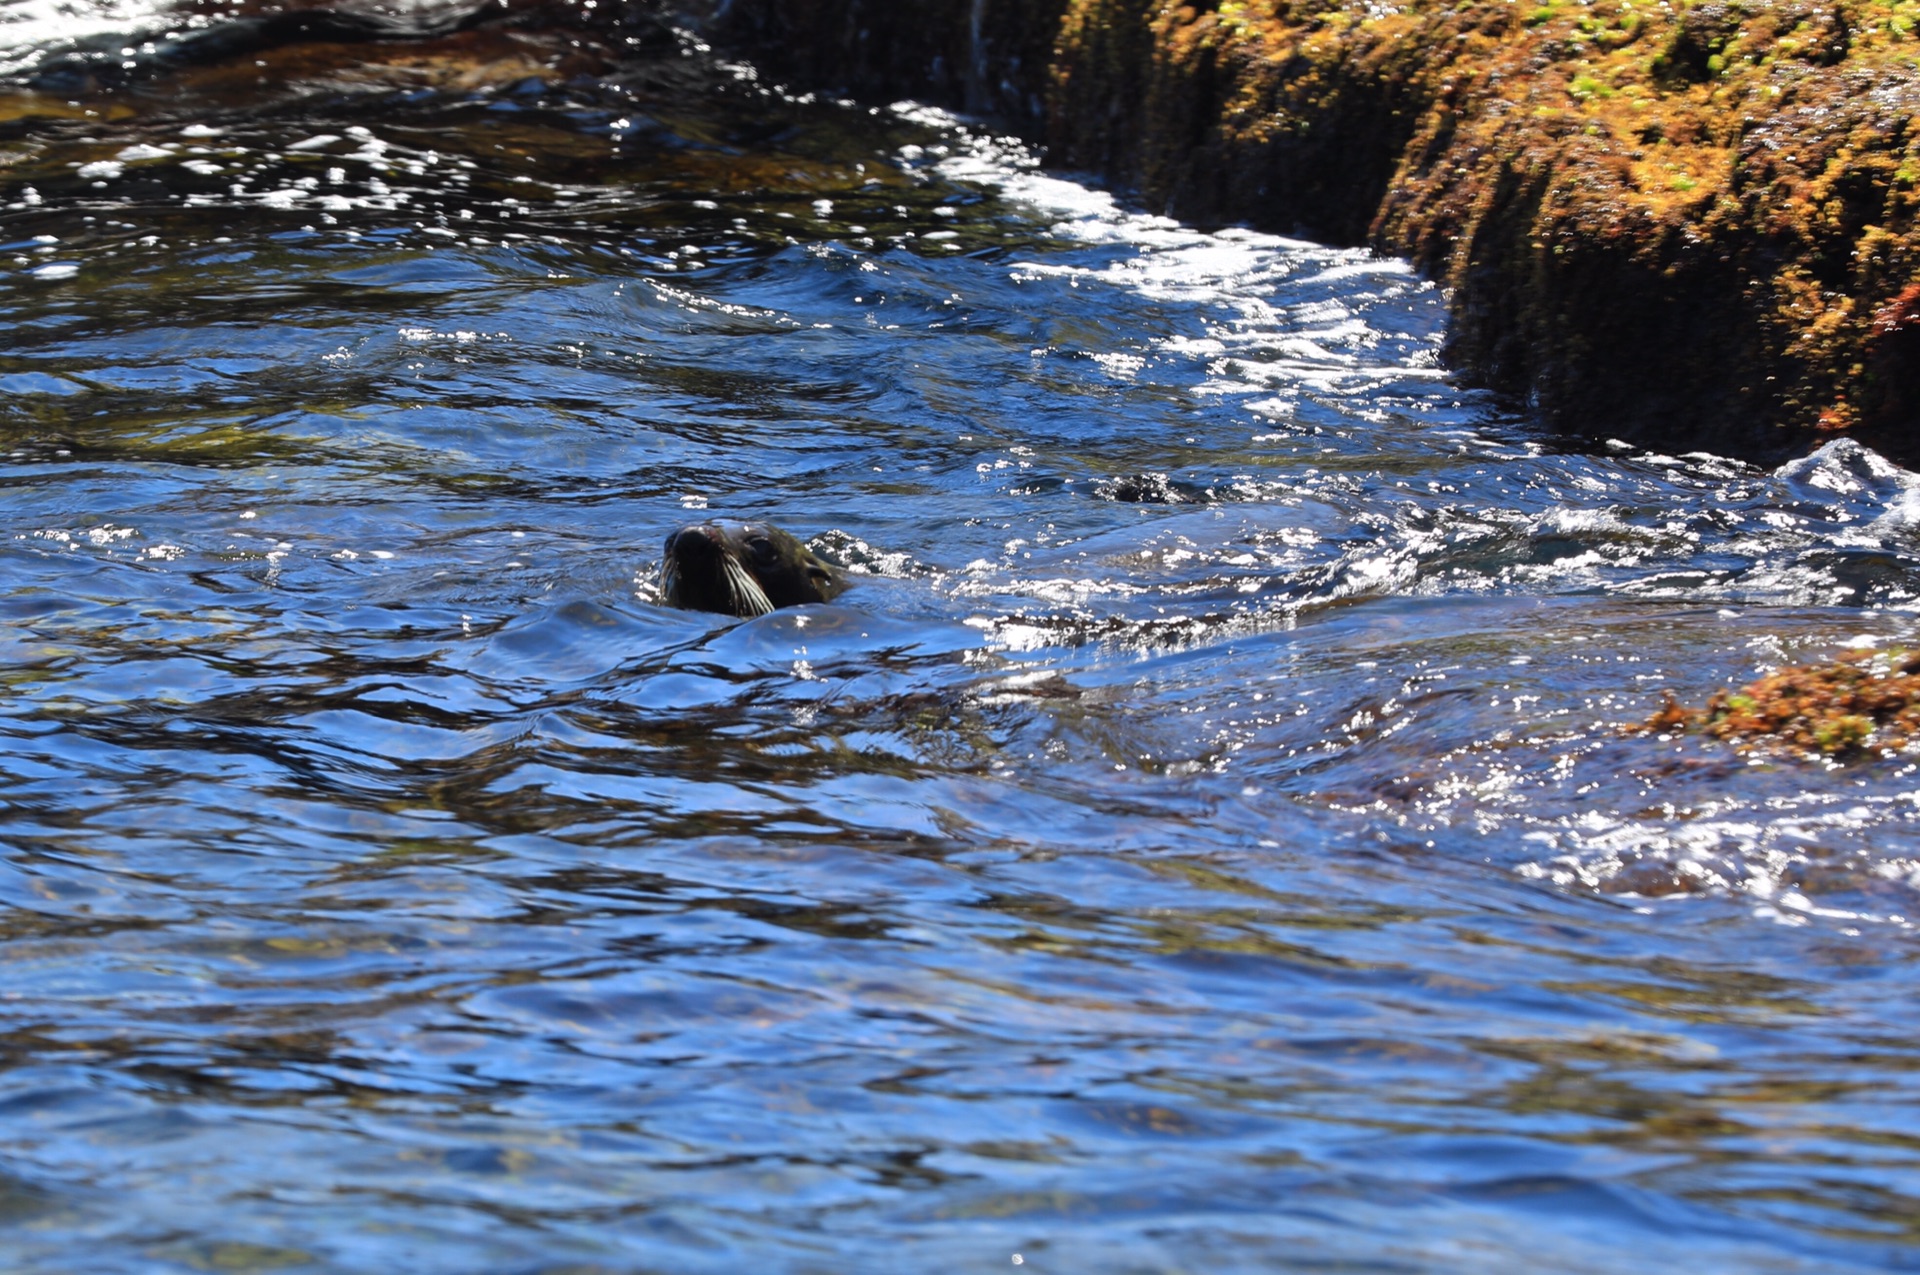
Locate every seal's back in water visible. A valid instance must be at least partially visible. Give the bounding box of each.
[660,521,848,618]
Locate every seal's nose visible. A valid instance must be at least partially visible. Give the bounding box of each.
[665,524,719,559]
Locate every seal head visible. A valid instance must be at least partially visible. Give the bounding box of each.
[660,521,848,618]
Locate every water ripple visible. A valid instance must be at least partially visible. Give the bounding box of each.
[2,10,1920,1271]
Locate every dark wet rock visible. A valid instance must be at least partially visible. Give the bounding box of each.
[1093,472,1214,504]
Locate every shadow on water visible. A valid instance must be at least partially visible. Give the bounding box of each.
[6,2,1920,1271]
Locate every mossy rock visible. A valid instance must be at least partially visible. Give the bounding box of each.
[1644,647,1920,758]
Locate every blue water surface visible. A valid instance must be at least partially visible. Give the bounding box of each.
[3,7,1920,1271]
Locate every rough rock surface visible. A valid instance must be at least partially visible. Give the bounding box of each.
[713,0,1920,462]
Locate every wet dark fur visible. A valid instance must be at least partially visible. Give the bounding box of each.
[660,521,848,618]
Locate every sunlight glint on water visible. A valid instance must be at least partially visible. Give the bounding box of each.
[1,8,1919,1272]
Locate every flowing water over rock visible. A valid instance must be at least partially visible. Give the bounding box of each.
[6,7,1920,1271]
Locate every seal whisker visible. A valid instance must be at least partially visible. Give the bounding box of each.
[723,556,776,617]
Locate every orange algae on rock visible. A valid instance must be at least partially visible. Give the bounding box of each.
[1044,0,1920,459]
[1642,648,1920,757]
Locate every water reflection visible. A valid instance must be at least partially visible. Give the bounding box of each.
[5,2,1920,1270]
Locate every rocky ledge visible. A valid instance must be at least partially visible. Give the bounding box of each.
[712,0,1920,462]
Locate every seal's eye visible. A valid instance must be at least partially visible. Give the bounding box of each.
[747,536,775,561]
[807,565,829,580]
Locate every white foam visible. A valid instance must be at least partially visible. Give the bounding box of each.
[893,102,1442,410]
[0,0,173,76]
